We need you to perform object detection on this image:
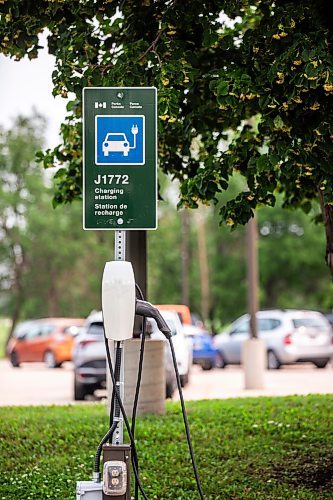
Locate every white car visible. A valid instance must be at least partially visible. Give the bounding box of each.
[214,309,333,369]
[103,133,130,156]
[154,309,193,387]
[72,308,192,400]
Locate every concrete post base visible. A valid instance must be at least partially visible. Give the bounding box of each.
[241,338,266,390]
[108,338,165,416]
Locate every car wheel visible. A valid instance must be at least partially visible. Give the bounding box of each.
[44,351,60,369]
[180,372,189,387]
[267,350,281,370]
[10,351,20,368]
[74,379,89,401]
[215,352,226,369]
[314,359,329,369]
[166,382,174,399]
[201,360,213,371]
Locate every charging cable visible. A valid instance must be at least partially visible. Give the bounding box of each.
[134,299,205,499]
[132,284,147,500]
[167,335,205,499]
[104,336,149,500]
[96,294,205,499]
[93,342,122,481]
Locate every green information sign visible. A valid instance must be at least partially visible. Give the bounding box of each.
[83,87,157,230]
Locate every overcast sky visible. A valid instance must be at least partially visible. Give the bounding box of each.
[0,33,67,148]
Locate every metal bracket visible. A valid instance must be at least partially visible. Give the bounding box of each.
[115,231,126,261]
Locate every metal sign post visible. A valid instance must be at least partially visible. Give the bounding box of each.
[112,230,126,446]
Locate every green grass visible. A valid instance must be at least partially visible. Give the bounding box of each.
[0,319,10,358]
[0,396,332,499]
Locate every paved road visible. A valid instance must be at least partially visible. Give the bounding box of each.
[0,359,332,406]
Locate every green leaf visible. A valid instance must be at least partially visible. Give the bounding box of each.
[257,155,269,172]
[216,80,229,96]
[301,201,312,214]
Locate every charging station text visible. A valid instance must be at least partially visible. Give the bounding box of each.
[94,174,129,185]
[94,203,128,216]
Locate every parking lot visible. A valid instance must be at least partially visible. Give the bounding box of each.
[0,359,332,406]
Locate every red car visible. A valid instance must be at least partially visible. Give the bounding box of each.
[7,317,84,368]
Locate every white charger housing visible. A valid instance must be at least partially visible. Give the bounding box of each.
[102,261,136,341]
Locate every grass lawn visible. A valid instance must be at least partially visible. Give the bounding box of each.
[0,395,332,499]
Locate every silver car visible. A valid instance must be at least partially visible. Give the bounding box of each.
[214,309,333,369]
[72,311,178,400]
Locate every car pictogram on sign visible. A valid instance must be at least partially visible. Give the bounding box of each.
[103,133,130,156]
[95,115,144,165]
[102,125,139,157]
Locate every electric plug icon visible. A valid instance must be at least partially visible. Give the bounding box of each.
[131,124,139,135]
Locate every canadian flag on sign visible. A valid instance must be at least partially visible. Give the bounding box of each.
[94,102,106,109]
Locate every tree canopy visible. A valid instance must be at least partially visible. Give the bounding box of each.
[1,0,333,273]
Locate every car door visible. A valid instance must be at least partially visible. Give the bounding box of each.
[33,324,55,361]
[256,317,283,349]
[224,318,250,363]
[27,323,57,361]
[18,323,43,362]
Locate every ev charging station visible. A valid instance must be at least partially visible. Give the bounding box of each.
[77,87,204,499]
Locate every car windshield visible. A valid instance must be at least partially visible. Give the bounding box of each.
[87,322,104,335]
[292,317,328,329]
[13,322,34,338]
[41,324,56,335]
[105,134,126,141]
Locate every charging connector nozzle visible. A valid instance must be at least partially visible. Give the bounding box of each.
[135,300,171,338]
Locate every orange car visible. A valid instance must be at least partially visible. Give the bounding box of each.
[7,317,85,368]
[156,305,193,325]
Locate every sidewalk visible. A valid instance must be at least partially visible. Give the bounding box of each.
[0,359,332,406]
[177,363,333,401]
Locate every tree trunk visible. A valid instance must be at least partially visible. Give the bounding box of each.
[6,245,26,346]
[195,210,210,322]
[319,190,333,280]
[246,214,259,339]
[7,301,21,346]
[181,209,190,306]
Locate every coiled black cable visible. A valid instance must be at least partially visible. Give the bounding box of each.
[93,421,117,477]
[93,341,122,476]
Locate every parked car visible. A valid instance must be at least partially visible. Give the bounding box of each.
[183,324,219,370]
[214,309,333,369]
[7,317,84,368]
[156,304,193,326]
[322,311,333,329]
[155,308,192,387]
[72,309,189,401]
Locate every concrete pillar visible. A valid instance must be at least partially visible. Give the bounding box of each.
[108,338,165,416]
[241,337,265,389]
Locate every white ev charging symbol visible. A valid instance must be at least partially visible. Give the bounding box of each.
[95,115,145,165]
[102,124,139,157]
